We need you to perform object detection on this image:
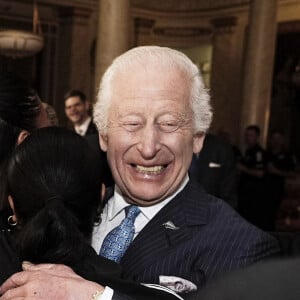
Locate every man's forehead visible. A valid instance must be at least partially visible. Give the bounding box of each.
[65,96,83,104]
[113,62,187,82]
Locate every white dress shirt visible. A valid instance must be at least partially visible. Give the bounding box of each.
[74,116,91,136]
[91,176,189,254]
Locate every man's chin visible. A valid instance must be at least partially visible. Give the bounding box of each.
[123,191,168,207]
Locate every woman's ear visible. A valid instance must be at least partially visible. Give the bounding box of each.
[8,195,17,223]
[101,183,106,201]
[17,130,30,145]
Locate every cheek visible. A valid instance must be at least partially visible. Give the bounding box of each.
[175,137,195,167]
[168,133,194,153]
[108,128,137,149]
[106,134,130,164]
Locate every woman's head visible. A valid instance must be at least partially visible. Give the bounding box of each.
[0,72,49,211]
[7,127,102,264]
[0,72,48,132]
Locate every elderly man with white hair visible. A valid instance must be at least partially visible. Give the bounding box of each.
[0,46,279,300]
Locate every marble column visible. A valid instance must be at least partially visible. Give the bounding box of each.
[210,17,242,144]
[94,0,131,89]
[56,7,93,124]
[240,0,278,146]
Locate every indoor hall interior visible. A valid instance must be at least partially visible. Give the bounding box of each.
[0,0,300,232]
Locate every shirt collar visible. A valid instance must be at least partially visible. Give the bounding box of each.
[107,175,189,221]
[74,116,91,136]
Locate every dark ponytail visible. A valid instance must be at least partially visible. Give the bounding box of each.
[8,127,102,266]
[15,197,87,265]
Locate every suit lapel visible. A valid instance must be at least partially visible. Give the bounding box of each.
[121,180,209,277]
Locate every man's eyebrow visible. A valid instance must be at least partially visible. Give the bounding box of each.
[118,112,142,118]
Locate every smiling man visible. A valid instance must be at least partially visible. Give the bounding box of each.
[0,46,279,300]
[64,89,98,136]
[91,46,279,292]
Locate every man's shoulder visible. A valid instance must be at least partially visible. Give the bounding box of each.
[179,179,232,212]
[86,120,98,135]
[182,181,278,244]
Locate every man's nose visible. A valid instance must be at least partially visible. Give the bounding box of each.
[136,125,161,159]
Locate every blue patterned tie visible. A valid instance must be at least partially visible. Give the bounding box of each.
[99,205,141,263]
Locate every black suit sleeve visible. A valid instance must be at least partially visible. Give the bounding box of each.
[112,291,134,300]
[74,246,181,300]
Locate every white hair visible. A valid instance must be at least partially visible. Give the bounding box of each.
[94,46,212,134]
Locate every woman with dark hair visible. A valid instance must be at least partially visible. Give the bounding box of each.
[0,72,49,228]
[0,127,180,300]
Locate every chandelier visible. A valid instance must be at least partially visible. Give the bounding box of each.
[0,0,44,58]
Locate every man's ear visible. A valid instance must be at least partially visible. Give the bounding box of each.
[99,133,108,152]
[85,101,91,111]
[8,195,17,223]
[17,130,30,145]
[193,132,205,155]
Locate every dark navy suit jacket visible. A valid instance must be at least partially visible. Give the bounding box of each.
[118,180,279,289]
[85,121,98,136]
[189,134,238,208]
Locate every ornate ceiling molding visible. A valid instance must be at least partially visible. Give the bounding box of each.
[278,20,300,33]
[131,0,250,13]
[1,0,97,10]
[4,0,298,14]
[153,27,212,38]
[211,16,238,33]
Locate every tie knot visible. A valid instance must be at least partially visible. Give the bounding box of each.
[125,205,140,220]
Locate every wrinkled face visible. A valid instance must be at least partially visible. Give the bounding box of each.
[100,65,204,206]
[65,96,89,125]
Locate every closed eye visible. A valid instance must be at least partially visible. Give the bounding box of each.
[122,122,143,132]
[157,121,179,133]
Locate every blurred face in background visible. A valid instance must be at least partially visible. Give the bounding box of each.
[245,129,259,148]
[65,96,89,126]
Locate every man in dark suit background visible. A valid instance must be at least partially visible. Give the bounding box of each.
[64,89,114,187]
[64,89,98,136]
[0,46,279,300]
[189,133,238,208]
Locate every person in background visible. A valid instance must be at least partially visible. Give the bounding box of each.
[0,127,181,300]
[237,125,268,229]
[64,89,97,136]
[265,130,297,230]
[0,46,279,300]
[0,72,49,229]
[64,89,114,187]
[217,127,242,162]
[189,133,238,208]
